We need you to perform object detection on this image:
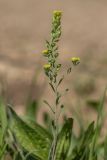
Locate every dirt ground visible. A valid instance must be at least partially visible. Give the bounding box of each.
[0,0,107,123]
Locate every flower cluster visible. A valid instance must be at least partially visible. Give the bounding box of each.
[52,11,62,41]
[42,11,62,82]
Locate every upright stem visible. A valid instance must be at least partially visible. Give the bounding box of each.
[51,81,58,160]
[43,11,62,160]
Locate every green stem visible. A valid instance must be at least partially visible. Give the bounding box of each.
[51,78,59,160]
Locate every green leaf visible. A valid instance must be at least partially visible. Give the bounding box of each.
[86,99,100,111]
[23,116,52,141]
[26,100,38,121]
[0,98,7,146]
[89,88,107,160]
[97,88,106,131]
[0,143,7,159]
[9,107,52,160]
[55,118,73,160]
[80,121,95,147]
[57,76,64,87]
[104,136,107,160]
[49,83,55,92]
[43,100,55,114]
[46,40,50,48]
[43,112,52,131]
[69,122,95,160]
[0,128,2,145]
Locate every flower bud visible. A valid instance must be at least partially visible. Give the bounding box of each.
[43,64,51,70]
[42,50,49,55]
[53,10,62,17]
[70,57,80,65]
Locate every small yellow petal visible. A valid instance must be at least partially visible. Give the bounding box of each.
[53,10,62,17]
[43,64,51,69]
[42,50,49,55]
[70,57,80,65]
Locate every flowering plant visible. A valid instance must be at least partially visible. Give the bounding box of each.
[0,11,106,160]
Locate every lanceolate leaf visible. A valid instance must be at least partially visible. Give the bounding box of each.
[23,116,52,140]
[9,107,52,160]
[55,118,73,160]
[89,88,107,160]
[0,98,7,146]
[80,121,95,147]
[104,136,107,160]
[68,122,95,160]
[26,100,38,121]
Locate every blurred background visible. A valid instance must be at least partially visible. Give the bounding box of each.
[0,0,107,125]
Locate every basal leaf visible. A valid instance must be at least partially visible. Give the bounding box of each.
[26,100,38,121]
[69,122,95,160]
[81,121,95,147]
[9,107,52,160]
[0,98,7,146]
[23,116,52,140]
[55,118,73,160]
[89,88,106,160]
[104,136,107,160]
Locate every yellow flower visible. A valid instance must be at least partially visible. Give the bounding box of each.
[70,57,80,65]
[42,50,49,55]
[43,64,51,70]
[53,10,62,17]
